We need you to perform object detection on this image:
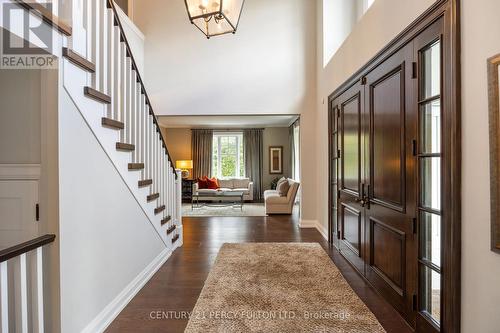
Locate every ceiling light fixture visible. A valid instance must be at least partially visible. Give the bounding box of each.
[184,0,245,39]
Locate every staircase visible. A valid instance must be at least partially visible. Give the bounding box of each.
[62,0,182,247]
[0,1,183,331]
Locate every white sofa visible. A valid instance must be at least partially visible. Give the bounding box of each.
[193,178,254,201]
[264,179,300,215]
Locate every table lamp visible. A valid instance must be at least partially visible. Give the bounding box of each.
[176,160,193,179]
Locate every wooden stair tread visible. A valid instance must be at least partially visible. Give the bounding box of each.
[154,205,165,215]
[138,179,153,187]
[128,163,144,170]
[116,142,135,151]
[172,234,180,243]
[161,216,172,226]
[147,193,159,202]
[166,224,176,234]
[62,48,95,72]
[84,87,111,104]
[102,117,124,130]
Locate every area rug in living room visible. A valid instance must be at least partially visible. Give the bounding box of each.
[185,243,385,333]
[182,203,266,217]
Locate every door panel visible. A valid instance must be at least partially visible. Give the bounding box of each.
[336,83,365,274]
[341,204,361,255]
[341,94,361,194]
[371,66,406,211]
[365,43,417,325]
[0,180,39,248]
[370,218,406,295]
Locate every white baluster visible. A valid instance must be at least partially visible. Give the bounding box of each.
[85,0,93,86]
[107,5,114,118]
[118,41,127,126]
[156,131,160,195]
[99,0,108,95]
[19,254,28,333]
[135,84,141,164]
[0,261,8,333]
[153,127,157,194]
[36,248,44,333]
[130,72,136,162]
[169,168,173,220]
[91,0,100,90]
[124,58,132,144]
[145,111,150,181]
[113,25,121,120]
[140,97,147,179]
[161,150,165,213]
[149,114,153,182]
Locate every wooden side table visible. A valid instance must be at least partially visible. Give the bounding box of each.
[181,179,194,203]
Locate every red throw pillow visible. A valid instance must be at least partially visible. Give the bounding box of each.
[198,176,209,189]
[207,177,219,190]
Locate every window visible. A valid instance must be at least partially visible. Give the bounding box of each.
[212,133,244,178]
[418,40,442,327]
[322,0,376,67]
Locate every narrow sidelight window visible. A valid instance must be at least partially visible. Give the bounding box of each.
[418,40,442,327]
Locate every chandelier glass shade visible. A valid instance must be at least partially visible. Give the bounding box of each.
[184,0,245,38]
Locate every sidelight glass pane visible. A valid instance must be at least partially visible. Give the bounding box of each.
[420,265,441,324]
[420,100,441,154]
[421,157,441,211]
[422,42,441,99]
[420,212,441,267]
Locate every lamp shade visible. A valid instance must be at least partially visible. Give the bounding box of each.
[176,160,193,169]
[184,0,245,38]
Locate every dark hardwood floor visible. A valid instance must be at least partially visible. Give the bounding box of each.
[106,212,413,333]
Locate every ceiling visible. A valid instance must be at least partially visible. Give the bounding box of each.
[158,115,299,129]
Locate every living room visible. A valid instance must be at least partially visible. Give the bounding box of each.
[159,115,301,217]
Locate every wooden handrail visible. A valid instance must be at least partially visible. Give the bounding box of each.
[14,0,72,36]
[0,234,56,263]
[106,0,177,178]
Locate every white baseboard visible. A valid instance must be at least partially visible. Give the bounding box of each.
[299,219,328,241]
[82,248,172,333]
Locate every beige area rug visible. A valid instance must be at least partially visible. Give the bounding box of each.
[182,203,266,217]
[185,243,385,333]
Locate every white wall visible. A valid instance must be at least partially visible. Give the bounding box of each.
[58,90,166,332]
[132,0,318,221]
[461,0,500,331]
[316,0,500,331]
[0,70,41,163]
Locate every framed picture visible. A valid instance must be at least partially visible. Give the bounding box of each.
[488,54,500,253]
[269,146,283,174]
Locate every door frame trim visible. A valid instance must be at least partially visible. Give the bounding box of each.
[327,1,461,332]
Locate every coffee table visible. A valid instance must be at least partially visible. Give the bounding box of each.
[192,191,244,211]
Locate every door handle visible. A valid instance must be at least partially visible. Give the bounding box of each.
[357,183,366,207]
[364,185,371,209]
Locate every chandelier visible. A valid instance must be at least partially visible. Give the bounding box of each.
[184,0,245,38]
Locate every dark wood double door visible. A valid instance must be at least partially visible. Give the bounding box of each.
[332,42,419,325]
